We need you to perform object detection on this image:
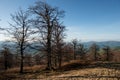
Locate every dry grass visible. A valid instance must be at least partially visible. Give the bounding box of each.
[0,65,46,80]
[0,62,120,80]
[50,68,120,80]
[3,65,45,73]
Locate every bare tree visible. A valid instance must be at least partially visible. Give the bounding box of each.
[77,43,87,60]
[52,21,66,69]
[72,39,78,60]
[103,46,111,61]
[62,43,73,62]
[1,46,13,70]
[29,1,65,70]
[90,43,99,61]
[34,53,44,65]
[23,54,32,66]
[6,9,32,73]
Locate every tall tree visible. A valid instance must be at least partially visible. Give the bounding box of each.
[29,1,65,70]
[7,9,32,73]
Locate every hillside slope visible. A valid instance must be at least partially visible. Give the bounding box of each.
[0,62,120,80]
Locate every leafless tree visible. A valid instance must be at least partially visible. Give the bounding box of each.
[62,43,73,62]
[72,39,78,60]
[29,1,65,70]
[6,9,33,73]
[77,43,87,60]
[52,21,66,69]
[23,54,32,66]
[1,47,13,70]
[103,46,111,61]
[90,43,99,61]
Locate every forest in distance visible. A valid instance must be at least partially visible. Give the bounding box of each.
[0,1,120,80]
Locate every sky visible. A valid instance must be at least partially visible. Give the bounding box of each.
[0,0,120,42]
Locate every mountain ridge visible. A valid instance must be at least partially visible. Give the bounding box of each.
[0,41,120,50]
[82,41,120,48]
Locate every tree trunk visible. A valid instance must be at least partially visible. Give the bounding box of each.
[58,45,62,69]
[58,52,62,69]
[46,25,52,70]
[54,55,57,68]
[4,54,8,70]
[106,48,109,61]
[20,50,23,73]
[74,45,76,60]
[46,45,52,70]
[94,50,97,61]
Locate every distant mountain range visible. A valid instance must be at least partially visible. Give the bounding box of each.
[82,41,120,48]
[0,41,120,51]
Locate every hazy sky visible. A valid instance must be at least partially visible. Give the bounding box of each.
[0,0,120,42]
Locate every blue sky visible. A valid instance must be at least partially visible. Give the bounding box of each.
[0,0,120,42]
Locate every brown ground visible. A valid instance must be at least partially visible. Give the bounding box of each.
[0,61,120,80]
